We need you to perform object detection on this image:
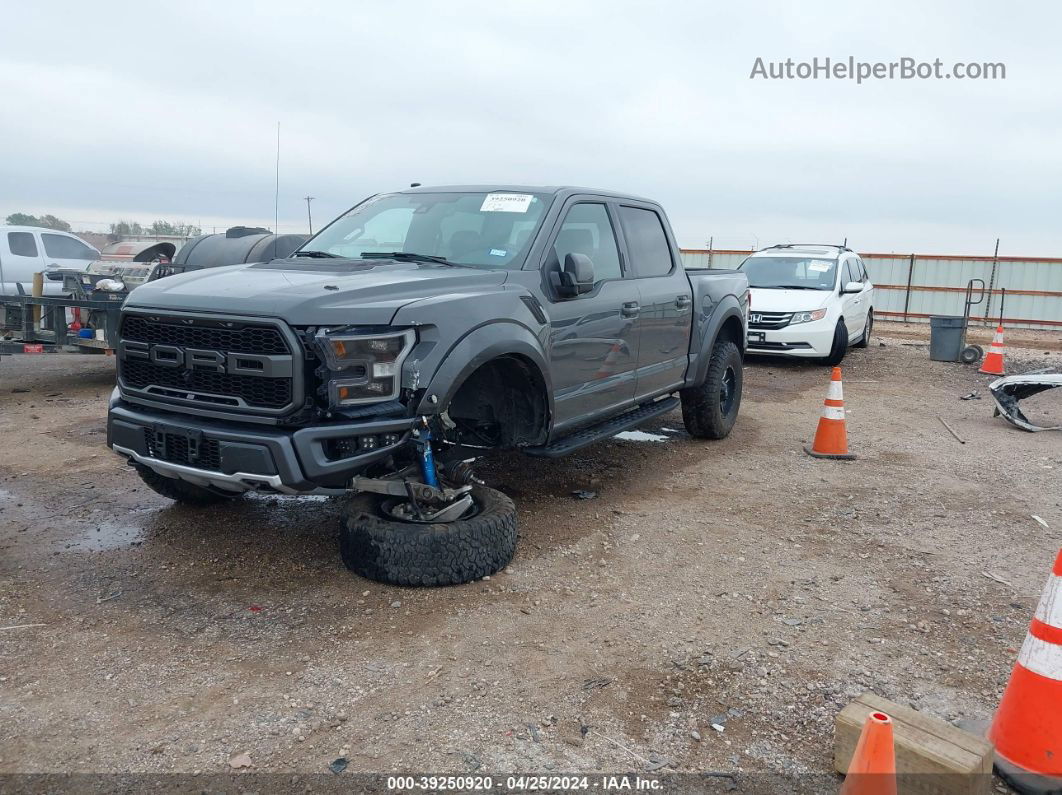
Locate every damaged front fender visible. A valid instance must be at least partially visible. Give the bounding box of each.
[989,373,1062,432]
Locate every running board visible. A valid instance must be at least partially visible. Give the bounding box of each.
[523,396,680,458]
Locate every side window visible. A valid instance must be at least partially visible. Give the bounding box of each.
[8,232,39,258]
[552,203,622,283]
[619,206,673,277]
[857,258,869,282]
[41,233,97,260]
[841,259,856,287]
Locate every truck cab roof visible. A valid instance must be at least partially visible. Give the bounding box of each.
[399,184,658,204]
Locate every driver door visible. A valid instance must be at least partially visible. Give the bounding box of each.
[542,201,640,432]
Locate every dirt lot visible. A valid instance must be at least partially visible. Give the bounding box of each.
[1,321,1061,785]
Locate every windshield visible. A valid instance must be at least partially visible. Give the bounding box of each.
[738,256,838,290]
[300,191,552,269]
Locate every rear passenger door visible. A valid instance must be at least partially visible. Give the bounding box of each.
[542,200,640,431]
[617,205,694,401]
[0,230,46,294]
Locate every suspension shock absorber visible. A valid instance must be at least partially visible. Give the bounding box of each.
[414,416,440,489]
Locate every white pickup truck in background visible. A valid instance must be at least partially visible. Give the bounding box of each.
[0,225,100,296]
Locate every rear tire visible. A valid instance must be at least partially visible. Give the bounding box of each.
[340,485,517,586]
[680,339,743,439]
[820,320,849,366]
[854,311,873,348]
[135,465,240,505]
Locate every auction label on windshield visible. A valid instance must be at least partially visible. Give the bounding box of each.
[481,193,534,213]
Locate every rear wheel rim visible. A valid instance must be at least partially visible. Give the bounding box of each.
[720,366,737,416]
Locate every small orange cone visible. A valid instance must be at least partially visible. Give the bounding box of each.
[804,367,856,460]
[979,325,1006,375]
[840,711,897,795]
[988,548,1062,792]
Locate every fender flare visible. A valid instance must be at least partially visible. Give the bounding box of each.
[413,321,554,418]
[689,297,745,388]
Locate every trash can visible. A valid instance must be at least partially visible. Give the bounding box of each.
[929,315,965,362]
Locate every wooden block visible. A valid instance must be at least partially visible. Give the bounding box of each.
[834,691,993,795]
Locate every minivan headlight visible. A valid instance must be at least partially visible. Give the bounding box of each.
[790,309,827,325]
[316,328,415,406]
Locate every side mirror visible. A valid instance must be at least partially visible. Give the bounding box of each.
[552,253,595,297]
[842,281,862,294]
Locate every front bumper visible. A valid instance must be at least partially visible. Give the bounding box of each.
[107,396,414,494]
[746,321,834,357]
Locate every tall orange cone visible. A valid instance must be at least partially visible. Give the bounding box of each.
[804,367,856,460]
[988,548,1062,793]
[840,711,897,795]
[979,325,1006,375]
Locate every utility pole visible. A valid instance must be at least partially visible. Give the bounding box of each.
[304,196,315,235]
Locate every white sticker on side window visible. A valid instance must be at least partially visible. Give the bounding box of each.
[480,193,534,213]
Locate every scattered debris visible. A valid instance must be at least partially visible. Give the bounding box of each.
[96,590,122,604]
[571,490,598,500]
[328,757,348,774]
[938,416,966,444]
[581,677,612,691]
[959,392,980,400]
[0,624,46,631]
[228,752,252,769]
[1032,515,1050,529]
[982,571,1015,589]
[613,430,669,443]
[989,373,1062,432]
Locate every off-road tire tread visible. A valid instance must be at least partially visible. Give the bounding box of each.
[680,339,743,440]
[135,465,239,505]
[340,485,517,586]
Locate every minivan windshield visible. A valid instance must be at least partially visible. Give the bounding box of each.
[738,256,838,290]
[298,191,552,269]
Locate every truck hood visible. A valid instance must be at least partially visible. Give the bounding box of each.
[749,287,833,313]
[124,258,510,325]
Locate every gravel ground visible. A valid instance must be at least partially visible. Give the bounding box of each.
[1,321,1060,785]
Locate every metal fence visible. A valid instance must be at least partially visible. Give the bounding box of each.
[680,248,1062,330]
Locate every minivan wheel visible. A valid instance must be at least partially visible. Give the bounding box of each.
[681,339,743,439]
[854,311,873,348]
[820,320,849,366]
[340,485,517,586]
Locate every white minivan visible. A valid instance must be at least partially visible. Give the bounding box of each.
[738,244,874,365]
[0,226,100,296]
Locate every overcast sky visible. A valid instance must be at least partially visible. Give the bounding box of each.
[2,1,1060,255]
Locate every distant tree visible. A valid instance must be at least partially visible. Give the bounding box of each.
[109,220,144,236]
[150,220,201,237]
[6,212,71,231]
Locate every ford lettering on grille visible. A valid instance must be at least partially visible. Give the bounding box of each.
[117,314,297,412]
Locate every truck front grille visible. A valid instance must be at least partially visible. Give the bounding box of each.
[117,312,298,414]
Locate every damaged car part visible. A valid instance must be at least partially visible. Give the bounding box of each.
[989,373,1062,432]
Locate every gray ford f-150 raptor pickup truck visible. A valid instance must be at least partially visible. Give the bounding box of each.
[107,185,748,585]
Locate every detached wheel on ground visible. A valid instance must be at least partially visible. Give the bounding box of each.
[135,465,241,505]
[681,339,742,439]
[821,320,849,366]
[340,485,517,586]
[854,310,873,348]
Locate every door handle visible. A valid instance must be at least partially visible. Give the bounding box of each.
[621,301,640,318]
[675,294,692,310]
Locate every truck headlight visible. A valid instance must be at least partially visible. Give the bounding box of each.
[790,309,827,325]
[316,328,415,406]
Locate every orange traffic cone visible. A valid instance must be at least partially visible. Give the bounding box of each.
[804,367,856,460]
[840,711,897,795]
[979,325,1006,375]
[988,548,1062,792]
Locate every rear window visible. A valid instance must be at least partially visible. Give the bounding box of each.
[8,232,38,258]
[619,207,673,277]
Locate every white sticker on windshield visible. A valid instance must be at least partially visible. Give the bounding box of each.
[480,193,534,213]
[807,261,832,272]
[489,248,507,257]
